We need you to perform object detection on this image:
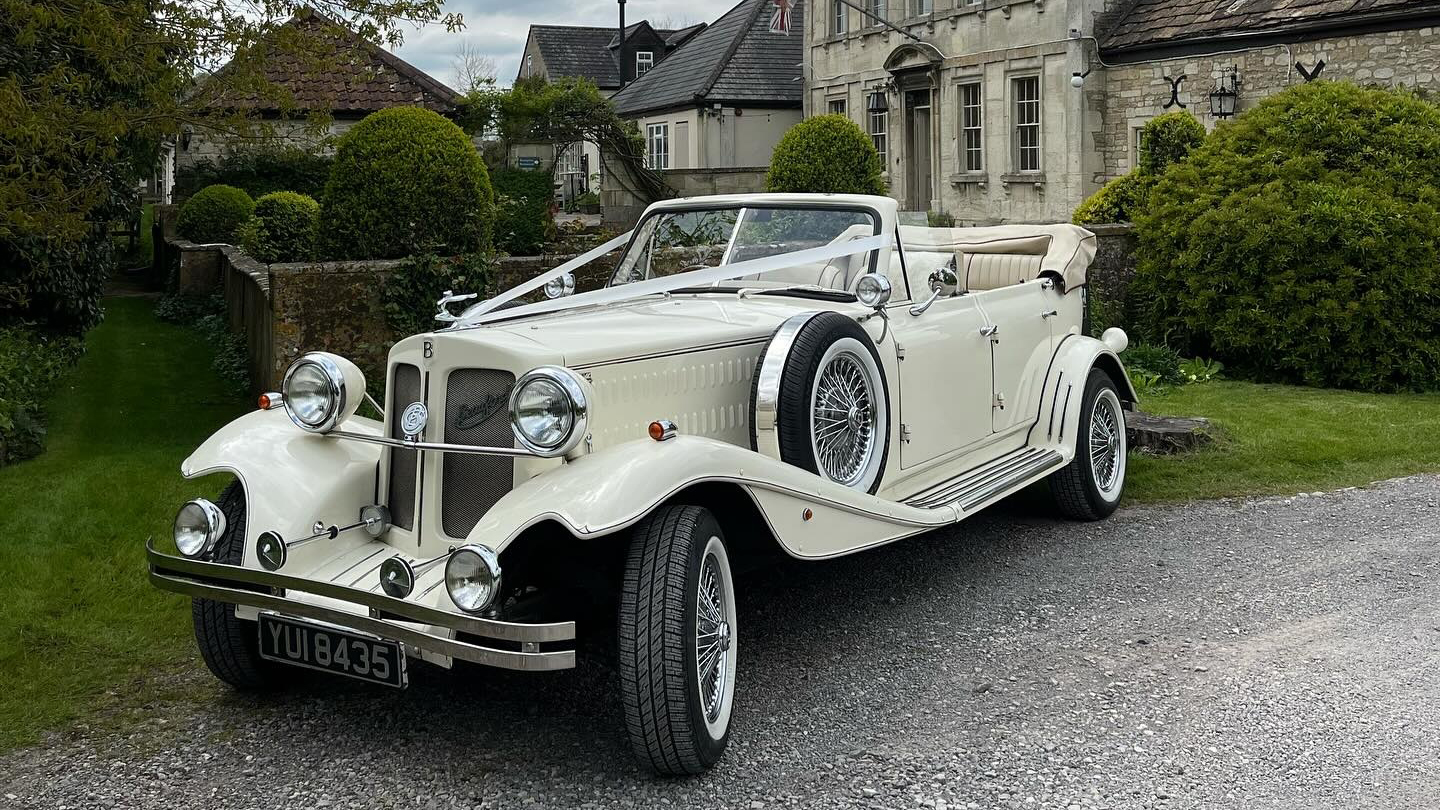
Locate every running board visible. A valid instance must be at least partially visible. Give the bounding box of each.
[904,446,1065,512]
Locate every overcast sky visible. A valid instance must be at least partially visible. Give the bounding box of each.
[391,0,742,91]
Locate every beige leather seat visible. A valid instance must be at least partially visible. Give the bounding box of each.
[963,253,1044,292]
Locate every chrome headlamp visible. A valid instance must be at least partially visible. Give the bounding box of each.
[281,352,365,433]
[445,544,503,614]
[174,498,226,558]
[509,366,589,457]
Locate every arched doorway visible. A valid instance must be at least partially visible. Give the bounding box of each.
[884,43,943,212]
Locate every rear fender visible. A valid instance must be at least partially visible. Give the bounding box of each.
[180,408,383,568]
[469,435,957,560]
[1028,333,1137,459]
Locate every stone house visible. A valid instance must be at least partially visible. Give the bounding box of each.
[805,0,1440,224]
[515,21,706,203]
[175,11,462,196]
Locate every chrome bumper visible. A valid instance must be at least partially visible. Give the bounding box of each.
[146,540,576,671]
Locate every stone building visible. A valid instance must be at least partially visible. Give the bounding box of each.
[805,0,1440,224]
[176,11,462,190]
[515,21,706,203]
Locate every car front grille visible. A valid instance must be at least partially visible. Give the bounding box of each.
[386,363,422,530]
[440,369,517,539]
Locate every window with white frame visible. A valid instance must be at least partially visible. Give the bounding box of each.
[959,81,983,172]
[912,0,932,15]
[867,0,887,23]
[646,123,669,170]
[1133,125,1149,168]
[636,51,654,77]
[828,98,847,116]
[833,0,847,34]
[1012,76,1041,173]
[869,108,888,166]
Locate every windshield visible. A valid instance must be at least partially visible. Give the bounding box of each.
[608,206,880,290]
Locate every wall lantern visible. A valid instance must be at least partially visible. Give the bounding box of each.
[867,90,889,112]
[1208,68,1240,118]
[180,125,193,151]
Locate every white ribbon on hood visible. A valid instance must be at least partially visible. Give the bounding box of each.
[454,232,890,327]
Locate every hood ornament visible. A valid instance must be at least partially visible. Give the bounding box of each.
[434,289,478,324]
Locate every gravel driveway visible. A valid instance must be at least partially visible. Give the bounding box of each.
[4,476,1438,810]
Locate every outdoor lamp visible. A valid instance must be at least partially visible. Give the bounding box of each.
[1209,69,1240,118]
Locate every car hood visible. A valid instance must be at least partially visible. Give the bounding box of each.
[440,293,843,368]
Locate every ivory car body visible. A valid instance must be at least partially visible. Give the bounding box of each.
[148,193,1135,774]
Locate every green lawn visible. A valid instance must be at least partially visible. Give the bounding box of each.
[1127,381,1440,502]
[0,297,245,749]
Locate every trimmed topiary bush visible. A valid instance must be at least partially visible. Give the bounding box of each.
[1073,171,1149,225]
[492,168,556,256]
[241,191,319,263]
[766,115,886,196]
[177,184,255,244]
[318,107,494,260]
[1138,111,1206,176]
[173,148,334,202]
[1133,82,1440,392]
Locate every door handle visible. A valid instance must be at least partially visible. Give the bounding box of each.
[1041,309,1058,318]
[979,324,999,337]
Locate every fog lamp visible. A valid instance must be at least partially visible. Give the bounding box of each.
[445,544,502,614]
[174,498,226,558]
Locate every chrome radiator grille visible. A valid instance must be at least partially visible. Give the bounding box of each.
[386,363,421,530]
[441,369,516,538]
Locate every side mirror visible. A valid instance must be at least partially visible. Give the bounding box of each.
[910,257,959,316]
[543,272,576,299]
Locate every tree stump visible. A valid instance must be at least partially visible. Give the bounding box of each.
[1125,410,1217,454]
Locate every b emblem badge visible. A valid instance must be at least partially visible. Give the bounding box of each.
[400,402,428,438]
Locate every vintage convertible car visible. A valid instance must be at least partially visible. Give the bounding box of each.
[148,193,1134,774]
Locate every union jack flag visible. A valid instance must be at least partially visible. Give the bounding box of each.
[769,0,795,34]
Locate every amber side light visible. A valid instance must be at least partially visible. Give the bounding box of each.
[648,419,678,441]
[258,392,283,411]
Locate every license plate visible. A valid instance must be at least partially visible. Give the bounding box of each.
[258,613,407,688]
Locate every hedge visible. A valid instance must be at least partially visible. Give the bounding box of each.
[173,149,334,202]
[492,168,556,256]
[318,107,494,260]
[1133,82,1440,392]
[0,326,83,465]
[176,184,255,244]
[766,115,886,196]
[241,191,319,263]
[1073,172,1149,225]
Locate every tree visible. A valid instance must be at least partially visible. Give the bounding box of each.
[0,0,463,332]
[450,42,498,94]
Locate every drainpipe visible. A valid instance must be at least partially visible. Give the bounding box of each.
[618,0,629,89]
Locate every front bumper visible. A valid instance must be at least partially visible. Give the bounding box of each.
[146,540,576,671]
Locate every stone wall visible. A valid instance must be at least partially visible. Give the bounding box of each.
[1086,222,1138,329]
[1094,27,1440,180]
[601,166,770,230]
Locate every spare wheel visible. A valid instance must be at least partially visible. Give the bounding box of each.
[750,312,890,494]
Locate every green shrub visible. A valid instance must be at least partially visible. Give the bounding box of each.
[1,227,113,335]
[1122,342,1186,386]
[242,191,319,263]
[174,148,334,202]
[1138,112,1206,176]
[318,107,495,260]
[383,253,494,339]
[176,184,255,244]
[492,169,555,255]
[0,326,83,465]
[766,115,886,196]
[1134,82,1440,392]
[1074,172,1150,224]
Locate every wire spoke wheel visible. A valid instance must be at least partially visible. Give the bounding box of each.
[810,350,878,488]
[1088,389,1125,495]
[695,545,732,725]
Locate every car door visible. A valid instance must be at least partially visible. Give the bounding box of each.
[973,279,1062,433]
[891,268,995,470]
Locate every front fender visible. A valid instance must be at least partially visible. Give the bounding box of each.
[181,408,383,567]
[1027,332,1137,457]
[469,435,958,559]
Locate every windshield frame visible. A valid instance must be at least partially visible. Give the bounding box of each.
[607,201,887,289]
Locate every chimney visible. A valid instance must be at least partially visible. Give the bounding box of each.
[618,0,630,88]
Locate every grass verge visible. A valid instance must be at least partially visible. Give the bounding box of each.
[1126,380,1440,502]
[0,297,245,750]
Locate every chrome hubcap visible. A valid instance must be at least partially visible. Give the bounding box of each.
[696,551,730,724]
[1089,392,1124,494]
[812,351,877,487]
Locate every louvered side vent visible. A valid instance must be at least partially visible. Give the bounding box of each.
[387,363,422,531]
[442,369,517,539]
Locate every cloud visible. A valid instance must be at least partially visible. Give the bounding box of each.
[391,0,742,89]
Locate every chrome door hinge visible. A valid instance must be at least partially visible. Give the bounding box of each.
[895,343,906,361]
[900,423,912,443]
[993,392,1006,410]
